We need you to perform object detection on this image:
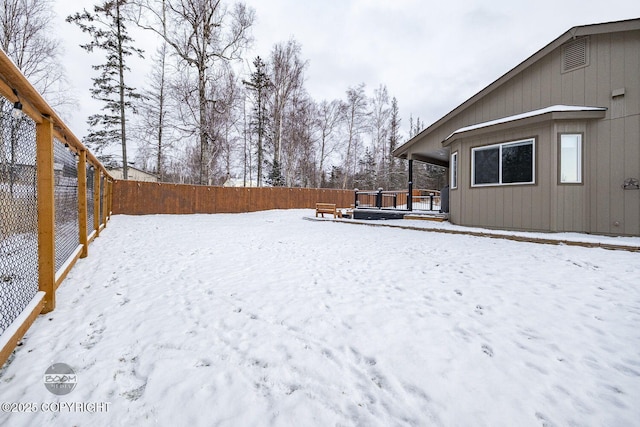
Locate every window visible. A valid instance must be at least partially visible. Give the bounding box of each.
[451,152,458,189]
[559,134,582,183]
[472,138,535,186]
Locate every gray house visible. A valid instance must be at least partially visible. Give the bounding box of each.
[394,18,640,236]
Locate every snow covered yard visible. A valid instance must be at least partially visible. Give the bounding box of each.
[1,209,639,427]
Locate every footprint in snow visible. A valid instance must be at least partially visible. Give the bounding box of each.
[122,383,147,401]
[454,289,463,296]
[481,344,493,357]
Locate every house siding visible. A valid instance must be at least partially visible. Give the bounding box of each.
[414,27,640,236]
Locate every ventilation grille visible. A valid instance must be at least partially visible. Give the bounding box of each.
[562,37,589,72]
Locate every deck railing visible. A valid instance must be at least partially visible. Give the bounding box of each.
[354,188,441,211]
[0,50,113,367]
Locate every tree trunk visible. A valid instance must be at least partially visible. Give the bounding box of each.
[116,2,128,180]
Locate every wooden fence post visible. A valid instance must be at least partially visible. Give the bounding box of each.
[77,150,88,258]
[102,177,108,227]
[94,170,101,237]
[107,180,112,220]
[36,118,55,313]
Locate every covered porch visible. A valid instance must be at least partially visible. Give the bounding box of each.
[353,134,451,220]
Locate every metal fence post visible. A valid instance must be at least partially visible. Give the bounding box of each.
[408,159,413,211]
[36,118,56,313]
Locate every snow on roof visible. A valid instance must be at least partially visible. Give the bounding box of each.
[444,105,607,142]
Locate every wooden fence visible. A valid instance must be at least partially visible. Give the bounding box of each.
[0,50,113,368]
[112,181,355,215]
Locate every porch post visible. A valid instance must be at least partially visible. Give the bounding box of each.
[407,158,413,211]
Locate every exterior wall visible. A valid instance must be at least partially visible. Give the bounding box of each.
[450,122,556,232]
[418,28,640,235]
[107,168,159,182]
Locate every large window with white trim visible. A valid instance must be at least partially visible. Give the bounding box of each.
[559,134,582,183]
[451,152,458,189]
[472,138,535,186]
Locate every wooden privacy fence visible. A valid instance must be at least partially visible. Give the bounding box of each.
[113,181,355,215]
[0,50,113,367]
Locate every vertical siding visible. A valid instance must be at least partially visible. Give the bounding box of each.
[622,32,640,235]
[624,116,640,234]
[411,28,639,235]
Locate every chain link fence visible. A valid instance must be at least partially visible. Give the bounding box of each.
[53,139,80,273]
[87,164,95,235]
[0,97,39,336]
[0,50,114,368]
[99,175,104,224]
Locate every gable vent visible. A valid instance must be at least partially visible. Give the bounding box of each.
[562,37,589,72]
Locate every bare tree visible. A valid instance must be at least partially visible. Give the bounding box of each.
[342,83,369,189]
[0,0,74,111]
[207,67,242,184]
[369,84,390,186]
[134,0,254,185]
[387,96,405,189]
[134,43,176,180]
[281,89,314,186]
[268,38,306,182]
[316,99,344,187]
[132,0,176,180]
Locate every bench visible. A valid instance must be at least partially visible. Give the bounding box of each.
[315,203,340,218]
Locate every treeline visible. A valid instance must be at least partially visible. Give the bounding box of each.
[1,0,445,190]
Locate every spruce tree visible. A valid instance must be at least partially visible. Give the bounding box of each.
[243,56,271,187]
[67,0,144,179]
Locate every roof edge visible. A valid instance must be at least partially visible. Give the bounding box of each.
[394,18,640,157]
[442,105,607,144]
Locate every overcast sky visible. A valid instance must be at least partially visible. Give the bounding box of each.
[53,0,639,142]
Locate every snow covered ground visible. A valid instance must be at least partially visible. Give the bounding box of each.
[1,209,639,427]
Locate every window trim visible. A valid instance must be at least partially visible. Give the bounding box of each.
[450,151,458,189]
[558,133,584,185]
[471,137,536,187]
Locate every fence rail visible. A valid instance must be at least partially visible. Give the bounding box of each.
[0,50,113,368]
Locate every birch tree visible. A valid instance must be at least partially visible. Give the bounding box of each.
[268,39,306,183]
[134,0,254,185]
[0,0,74,110]
[316,99,344,187]
[369,84,390,186]
[342,83,368,189]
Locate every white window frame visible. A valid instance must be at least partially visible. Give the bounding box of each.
[471,138,536,187]
[559,133,583,184]
[450,151,458,189]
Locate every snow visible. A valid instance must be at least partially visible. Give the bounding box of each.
[0,292,44,352]
[1,209,639,426]
[332,215,640,249]
[444,105,607,142]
